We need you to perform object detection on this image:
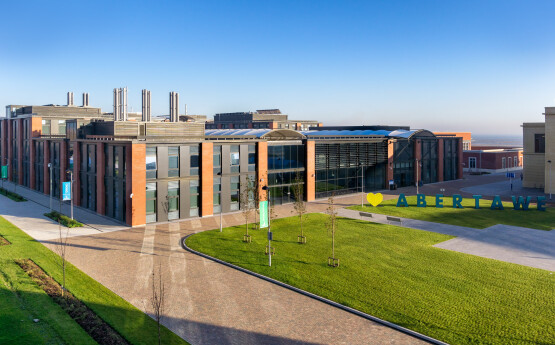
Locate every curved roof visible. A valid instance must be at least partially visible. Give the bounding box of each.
[205,129,305,139]
[300,128,434,139]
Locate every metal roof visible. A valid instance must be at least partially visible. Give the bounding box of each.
[299,129,421,138]
[204,129,305,139]
[205,129,273,137]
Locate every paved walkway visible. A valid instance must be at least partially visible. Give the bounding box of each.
[339,208,555,271]
[0,181,128,241]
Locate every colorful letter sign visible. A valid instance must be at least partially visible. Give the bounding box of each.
[259,201,268,228]
[62,182,71,201]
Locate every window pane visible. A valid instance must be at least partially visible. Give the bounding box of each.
[146,147,157,170]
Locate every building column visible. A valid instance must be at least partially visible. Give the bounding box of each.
[17,119,23,185]
[387,140,394,185]
[126,143,146,226]
[257,141,268,201]
[7,120,12,181]
[1,121,6,167]
[96,142,105,215]
[43,141,50,195]
[457,138,463,179]
[72,141,81,206]
[305,140,315,201]
[29,140,36,190]
[60,141,67,194]
[200,142,213,217]
[414,139,422,185]
[437,138,444,182]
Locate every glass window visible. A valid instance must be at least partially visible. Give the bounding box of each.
[213,146,222,175]
[167,181,179,220]
[146,182,157,223]
[146,147,157,179]
[58,120,66,135]
[42,120,51,135]
[190,146,199,175]
[534,134,545,153]
[168,146,179,177]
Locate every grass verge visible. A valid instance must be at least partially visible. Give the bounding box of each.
[0,186,26,202]
[186,214,555,345]
[0,216,188,345]
[16,258,129,345]
[44,211,83,228]
[349,195,554,230]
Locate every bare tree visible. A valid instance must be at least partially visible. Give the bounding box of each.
[56,216,70,297]
[151,263,165,345]
[240,175,254,242]
[326,193,339,267]
[291,171,307,244]
[247,175,260,230]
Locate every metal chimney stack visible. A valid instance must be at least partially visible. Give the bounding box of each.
[169,92,179,122]
[82,93,89,107]
[113,88,121,121]
[113,87,128,121]
[142,89,151,122]
[67,92,74,106]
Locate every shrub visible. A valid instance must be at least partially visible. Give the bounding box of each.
[44,211,83,228]
[0,187,26,202]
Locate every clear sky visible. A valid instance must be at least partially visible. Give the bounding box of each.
[2,0,555,135]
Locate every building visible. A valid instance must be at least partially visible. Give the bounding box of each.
[463,146,523,173]
[522,107,554,193]
[0,92,464,227]
[205,109,320,131]
[434,132,472,150]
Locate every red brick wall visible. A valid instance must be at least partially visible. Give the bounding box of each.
[387,140,394,184]
[201,142,213,217]
[43,141,50,195]
[96,142,105,215]
[72,142,81,206]
[257,141,268,201]
[126,143,146,226]
[17,119,23,185]
[305,140,315,201]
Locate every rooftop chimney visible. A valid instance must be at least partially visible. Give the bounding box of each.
[142,89,151,122]
[113,87,128,121]
[169,92,179,122]
[82,92,89,107]
[67,92,74,106]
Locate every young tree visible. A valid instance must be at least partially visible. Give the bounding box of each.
[291,171,307,244]
[247,175,260,230]
[151,263,165,345]
[56,214,70,297]
[240,175,254,242]
[326,193,339,267]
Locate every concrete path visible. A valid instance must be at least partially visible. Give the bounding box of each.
[340,208,555,271]
[0,182,128,241]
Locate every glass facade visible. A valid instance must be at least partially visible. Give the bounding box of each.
[268,144,305,205]
[443,139,458,181]
[167,181,179,220]
[420,139,438,184]
[393,140,414,187]
[146,147,157,179]
[315,142,387,198]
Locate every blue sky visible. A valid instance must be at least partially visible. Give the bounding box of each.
[2,0,555,135]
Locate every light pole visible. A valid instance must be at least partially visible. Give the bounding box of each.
[48,163,52,211]
[360,162,364,207]
[262,185,272,267]
[415,158,420,194]
[548,160,552,200]
[66,170,74,220]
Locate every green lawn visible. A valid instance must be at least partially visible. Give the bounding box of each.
[0,216,188,345]
[350,196,555,230]
[186,214,555,345]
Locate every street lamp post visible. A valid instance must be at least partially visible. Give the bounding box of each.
[66,170,74,220]
[548,160,552,200]
[48,163,52,211]
[416,159,420,194]
[262,185,272,267]
[360,163,365,207]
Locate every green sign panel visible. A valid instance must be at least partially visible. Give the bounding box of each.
[1,166,7,179]
[259,201,268,228]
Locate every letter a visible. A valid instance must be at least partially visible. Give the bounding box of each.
[397,193,408,207]
[490,195,504,210]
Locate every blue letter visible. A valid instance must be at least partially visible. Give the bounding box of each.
[472,195,482,209]
[452,194,463,209]
[511,196,531,210]
[537,196,546,211]
[435,194,443,208]
[490,196,504,210]
[397,193,408,207]
[417,194,427,207]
